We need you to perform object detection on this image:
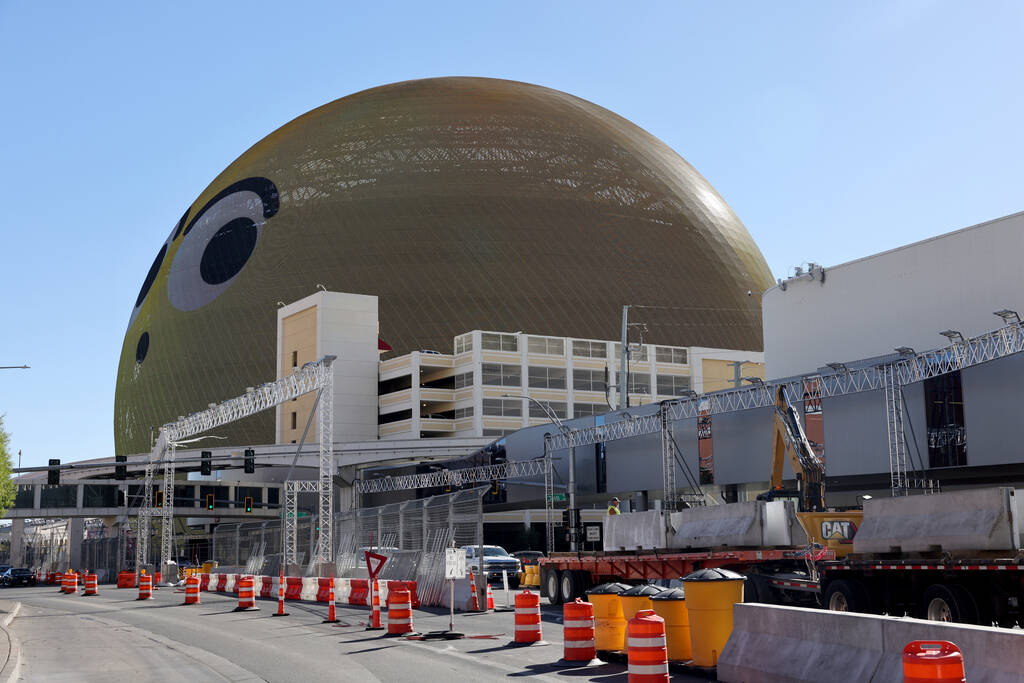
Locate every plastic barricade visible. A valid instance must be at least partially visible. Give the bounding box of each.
[117,571,136,589]
[260,576,273,599]
[199,573,210,591]
[316,578,332,603]
[215,574,228,592]
[349,579,368,606]
[285,577,303,600]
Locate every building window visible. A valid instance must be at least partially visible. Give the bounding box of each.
[925,371,967,468]
[481,363,521,387]
[454,371,474,389]
[528,366,566,389]
[573,368,606,392]
[657,374,691,396]
[291,350,298,368]
[614,343,649,362]
[655,346,688,365]
[571,340,607,359]
[483,429,517,437]
[482,399,522,417]
[481,332,518,352]
[455,333,473,355]
[527,336,564,356]
[290,412,297,429]
[628,373,651,394]
[454,406,474,419]
[572,403,608,418]
[529,401,566,419]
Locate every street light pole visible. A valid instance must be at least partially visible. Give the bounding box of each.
[504,393,578,550]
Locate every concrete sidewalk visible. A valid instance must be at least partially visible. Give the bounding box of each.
[0,598,22,683]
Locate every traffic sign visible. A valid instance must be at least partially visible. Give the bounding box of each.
[444,548,466,579]
[365,551,388,579]
[545,493,566,502]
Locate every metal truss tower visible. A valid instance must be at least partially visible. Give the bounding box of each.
[132,356,336,580]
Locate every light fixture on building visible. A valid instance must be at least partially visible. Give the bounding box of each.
[939,330,965,345]
[894,346,916,356]
[994,309,1020,325]
[826,362,849,373]
[742,376,765,386]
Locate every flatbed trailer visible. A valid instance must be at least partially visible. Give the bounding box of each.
[538,547,833,605]
[819,556,1024,626]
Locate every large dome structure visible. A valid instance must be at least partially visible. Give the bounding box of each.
[114,77,773,455]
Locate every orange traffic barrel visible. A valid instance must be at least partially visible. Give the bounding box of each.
[555,598,603,667]
[386,588,415,636]
[183,575,201,605]
[511,589,545,645]
[650,588,690,662]
[234,576,259,612]
[902,641,966,682]
[627,609,669,682]
[82,574,99,596]
[137,573,153,600]
[65,571,78,595]
[587,582,630,651]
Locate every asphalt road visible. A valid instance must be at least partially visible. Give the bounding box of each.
[2,584,713,682]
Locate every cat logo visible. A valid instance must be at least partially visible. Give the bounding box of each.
[821,520,858,542]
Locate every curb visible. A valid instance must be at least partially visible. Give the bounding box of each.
[0,602,22,683]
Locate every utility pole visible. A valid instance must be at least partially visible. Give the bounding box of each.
[619,305,630,409]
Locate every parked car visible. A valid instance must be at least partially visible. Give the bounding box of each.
[462,545,521,587]
[0,568,36,587]
[511,550,545,568]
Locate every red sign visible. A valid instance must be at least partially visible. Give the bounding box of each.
[364,551,388,579]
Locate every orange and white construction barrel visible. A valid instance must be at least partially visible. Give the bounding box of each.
[234,576,259,612]
[902,640,966,683]
[627,609,669,682]
[137,573,153,600]
[511,589,545,646]
[183,575,201,605]
[82,574,98,596]
[556,598,602,667]
[386,588,414,636]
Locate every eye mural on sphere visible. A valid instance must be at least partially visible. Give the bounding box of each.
[168,177,279,312]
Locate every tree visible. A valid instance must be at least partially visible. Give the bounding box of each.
[0,416,17,518]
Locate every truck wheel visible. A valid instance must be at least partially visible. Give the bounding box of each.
[743,574,771,604]
[823,579,868,613]
[559,570,579,604]
[921,584,978,624]
[543,569,563,605]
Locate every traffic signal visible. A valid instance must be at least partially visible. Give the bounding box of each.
[47,459,60,486]
[200,450,212,476]
[206,493,215,511]
[244,448,255,474]
[244,497,253,513]
[115,454,127,480]
[155,490,164,507]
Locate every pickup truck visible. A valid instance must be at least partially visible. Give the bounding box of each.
[461,545,521,587]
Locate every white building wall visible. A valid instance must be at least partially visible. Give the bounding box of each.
[763,211,1024,379]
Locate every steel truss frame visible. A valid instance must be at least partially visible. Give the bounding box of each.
[542,320,1024,503]
[352,458,547,494]
[132,356,335,578]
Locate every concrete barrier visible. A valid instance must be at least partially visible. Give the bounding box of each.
[854,486,1020,554]
[603,510,666,551]
[668,500,805,549]
[717,603,1024,683]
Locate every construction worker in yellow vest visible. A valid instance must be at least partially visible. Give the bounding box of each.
[607,497,621,515]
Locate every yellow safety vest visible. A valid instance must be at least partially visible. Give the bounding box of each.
[607,505,620,515]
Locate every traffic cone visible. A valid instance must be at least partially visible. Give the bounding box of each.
[323,576,338,624]
[366,578,383,630]
[272,571,289,617]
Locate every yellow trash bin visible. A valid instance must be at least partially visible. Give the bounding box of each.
[586,582,630,651]
[650,587,691,662]
[619,583,662,620]
[682,568,746,668]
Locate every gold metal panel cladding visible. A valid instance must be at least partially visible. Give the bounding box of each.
[115,77,773,455]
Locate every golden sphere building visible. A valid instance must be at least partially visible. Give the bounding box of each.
[114,77,773,455]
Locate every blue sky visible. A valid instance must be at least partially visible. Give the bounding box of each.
[1,1,1023,467]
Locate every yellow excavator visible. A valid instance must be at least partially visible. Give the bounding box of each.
[757,385,862,558]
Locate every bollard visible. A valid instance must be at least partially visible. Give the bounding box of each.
[386,588,415,636]
[366,579,383,630]
[183,575,201,605]
[82,574,99,596]
[555,598,603,667]
[138,573,153,600]
[627,609,669,682]
[324,576,338,624]
[272,572,289,617]
[511,589,546,646]
[234,576,259,612]
[902,641,966,683]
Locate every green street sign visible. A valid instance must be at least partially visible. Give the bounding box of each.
[545,493,567,502]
